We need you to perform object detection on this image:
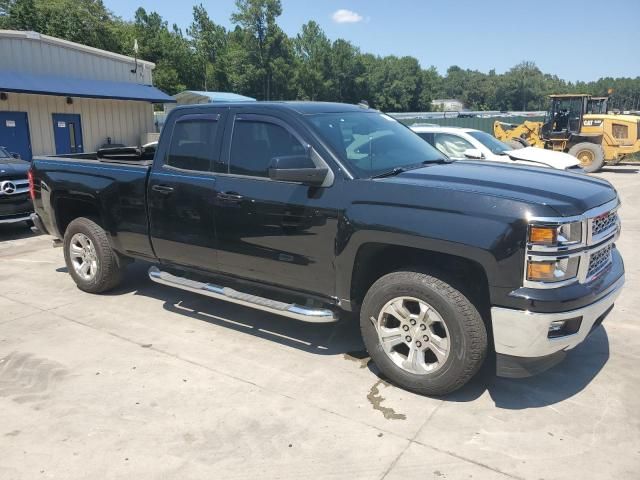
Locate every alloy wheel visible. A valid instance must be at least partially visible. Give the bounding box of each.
[373,296,450,375]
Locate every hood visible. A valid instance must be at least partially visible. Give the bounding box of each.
[503,147,580,170]
[0,157,30,178]
[380,161,616,217]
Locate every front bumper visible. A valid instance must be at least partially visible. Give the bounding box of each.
[492,274,624,377]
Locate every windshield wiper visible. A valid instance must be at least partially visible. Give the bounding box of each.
[371,159,451,179]
[371,167,407,178]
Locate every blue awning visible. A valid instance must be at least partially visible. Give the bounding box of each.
[0,71,175,103]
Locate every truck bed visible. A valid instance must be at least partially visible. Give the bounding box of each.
[33,144,155,166]
[31,151,154,260]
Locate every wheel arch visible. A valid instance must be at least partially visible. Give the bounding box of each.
[346,242,491,316]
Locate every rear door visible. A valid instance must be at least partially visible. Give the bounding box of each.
[0,112,32,160]
[148,108,227,271]
[52,113,84,154]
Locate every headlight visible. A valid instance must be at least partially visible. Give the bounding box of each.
[529,221,582,247]
[526,257,580,283]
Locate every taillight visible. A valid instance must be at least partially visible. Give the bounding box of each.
[28,168,35,200]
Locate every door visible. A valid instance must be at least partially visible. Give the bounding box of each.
[213,112,338,298]
[148,109,227,272]
[0,112,32,160]
[52,114,84,154]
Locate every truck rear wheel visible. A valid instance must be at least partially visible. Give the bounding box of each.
[360,271,487,396]
[63,217,123,293]
[568,142,605,173]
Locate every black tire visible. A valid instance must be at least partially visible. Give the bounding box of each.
[568,142,605,173]
[63,217,123,293]
[360,271,487,396]
[507,138,529,149]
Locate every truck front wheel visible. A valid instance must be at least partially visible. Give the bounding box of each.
[360,271,487,396]
[63,217,124,293]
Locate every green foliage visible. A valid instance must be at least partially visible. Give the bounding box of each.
[2,0,640,111]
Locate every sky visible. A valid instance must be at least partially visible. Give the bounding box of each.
[106,0,640,82]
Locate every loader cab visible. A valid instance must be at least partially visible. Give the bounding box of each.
[541,94,590,139]
[587,97,608,114]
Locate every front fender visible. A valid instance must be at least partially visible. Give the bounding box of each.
[335,200,528,306]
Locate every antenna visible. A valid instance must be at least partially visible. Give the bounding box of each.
[130,39,139,74]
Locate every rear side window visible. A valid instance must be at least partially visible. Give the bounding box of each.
[229,119,305,177]
[167,116,219,171]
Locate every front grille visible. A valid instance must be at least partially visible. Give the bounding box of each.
[592,210,618,239]
[0,178,29,196]
[587,244,613,279]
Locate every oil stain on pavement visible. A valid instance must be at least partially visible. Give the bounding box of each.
[367,379,406,420]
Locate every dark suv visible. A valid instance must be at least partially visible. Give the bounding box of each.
[0,146,32,226]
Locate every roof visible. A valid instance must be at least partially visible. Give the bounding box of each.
[171,101,374,115]
[174,91,256,103]
[0,70,175,103]
[0,30,155,68]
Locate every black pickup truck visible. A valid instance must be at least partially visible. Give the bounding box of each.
[29,102,624,395]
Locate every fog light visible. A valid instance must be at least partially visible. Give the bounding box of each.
[548,320,565,333]
[547,317,583,338]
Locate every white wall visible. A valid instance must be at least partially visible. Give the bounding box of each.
[1,92,155,155]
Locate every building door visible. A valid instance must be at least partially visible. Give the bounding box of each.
[0,111,32,160]
[52,114,84,154]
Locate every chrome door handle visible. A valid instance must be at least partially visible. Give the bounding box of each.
[152,184,174,195]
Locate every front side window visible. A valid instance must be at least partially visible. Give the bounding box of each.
[167,116,219,171]
[229,119,305,177]
[433,133,474,159]
[308,112,445,177]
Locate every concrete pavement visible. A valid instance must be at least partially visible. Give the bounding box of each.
[1,165,639,479]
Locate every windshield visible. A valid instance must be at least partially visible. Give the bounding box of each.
[308,112,447,177]
[0,147,10,159]
[467,131,512,155]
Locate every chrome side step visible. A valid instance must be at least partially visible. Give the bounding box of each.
[148,267,338,323]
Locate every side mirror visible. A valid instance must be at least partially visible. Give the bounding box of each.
[268,154,329,187]
[463,148,484,159]
[10,152,21,159]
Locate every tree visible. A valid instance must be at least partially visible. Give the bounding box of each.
[188,4,227,91]
[364,55,423,111]
[1,0,124,52]
[500,61,546,110]
[230,0,284,100]
[294,21,332,100]
[2,0,640,111]
[330,39,367,104]
[128,8,197,94]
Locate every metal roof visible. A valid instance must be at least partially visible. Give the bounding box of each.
[174,91,256,103]
[0,30,156,68]
[0,70,175,103]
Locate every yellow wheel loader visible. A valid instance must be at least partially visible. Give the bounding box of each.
[494,94,640,172]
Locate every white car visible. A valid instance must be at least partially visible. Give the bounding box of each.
[410,125,581,170]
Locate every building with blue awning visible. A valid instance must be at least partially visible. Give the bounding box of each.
[0,30,175,159]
